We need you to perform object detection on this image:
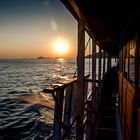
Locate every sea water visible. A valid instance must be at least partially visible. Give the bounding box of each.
[0,58,116,140]
[0,58,77,140]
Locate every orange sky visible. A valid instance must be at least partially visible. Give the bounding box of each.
[0,0,77,59]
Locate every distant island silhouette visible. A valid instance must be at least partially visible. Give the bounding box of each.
[37,56,50,59]
[36,56,75,59]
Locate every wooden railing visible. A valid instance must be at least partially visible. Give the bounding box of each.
[43,75,103,140]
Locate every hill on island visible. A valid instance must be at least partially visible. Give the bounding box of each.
[37,56,50,59]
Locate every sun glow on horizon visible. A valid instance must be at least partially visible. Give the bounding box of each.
[52,38,70,57]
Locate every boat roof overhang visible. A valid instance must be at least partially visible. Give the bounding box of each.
[61,0,140,56]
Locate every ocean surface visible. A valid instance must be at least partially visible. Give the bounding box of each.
[0,58,117,140]
[0,58,77,140]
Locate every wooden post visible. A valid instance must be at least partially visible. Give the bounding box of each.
[105,52,107,73]
[85,100,93,140]
[84,76,89,102]
[103,51,106,78]
[89,38,96,139]
[127,43,130,80]
[131,33,140,140]
[99,48,102,108]
[92,38,96,91]
[53,88,64,140]
[107,54,111,71]
[71,82,77,117]
[92,39,96,115]
[98,47,102,81]
[64,85,73,127]
[135,34,139,87]
[76,19,85,140]
[62,85,73,139]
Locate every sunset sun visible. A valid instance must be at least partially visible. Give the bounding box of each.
[53,38,69,57]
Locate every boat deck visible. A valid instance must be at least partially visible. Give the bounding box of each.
[96,92,120,140]
[95,68,121,140]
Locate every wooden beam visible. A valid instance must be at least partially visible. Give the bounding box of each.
[98,47,102,80]
[92,38,96,86]
[60,0,95,39]
[107,54,111,71]
[76,19,85,140]
[135,34,139,87]
[103,51,106,77]
[60,0,82,20]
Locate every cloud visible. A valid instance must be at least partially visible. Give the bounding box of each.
[42,0,50,6]
[50,19,58,31]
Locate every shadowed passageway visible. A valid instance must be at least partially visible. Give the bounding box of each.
[96,66,121,140]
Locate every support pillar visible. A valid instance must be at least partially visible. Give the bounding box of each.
[98,47,102,81]
[92,38,96,91]
[76,19,85,140]
[103,51,106,78]
[107,54,111,71]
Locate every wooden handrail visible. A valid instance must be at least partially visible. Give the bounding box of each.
[43,74,90,94]
[42,74,103,140]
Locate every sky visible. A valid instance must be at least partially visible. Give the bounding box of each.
[0,0,77,59]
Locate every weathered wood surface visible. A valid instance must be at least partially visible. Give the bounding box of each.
[118,72,135,140]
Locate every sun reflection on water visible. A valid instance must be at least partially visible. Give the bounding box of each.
[57,58,65,62]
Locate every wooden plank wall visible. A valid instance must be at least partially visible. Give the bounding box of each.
[132,87,140,140]
[118,33,140,140]
[137,105,140,140]
[118,72,134,140]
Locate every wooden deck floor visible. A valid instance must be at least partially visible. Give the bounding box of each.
[95,92,119,140]
[95,68,121,140]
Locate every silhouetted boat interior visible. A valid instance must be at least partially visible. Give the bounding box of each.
[42,0,140,139]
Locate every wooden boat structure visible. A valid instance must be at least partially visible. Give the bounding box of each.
[43,0,140,139]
